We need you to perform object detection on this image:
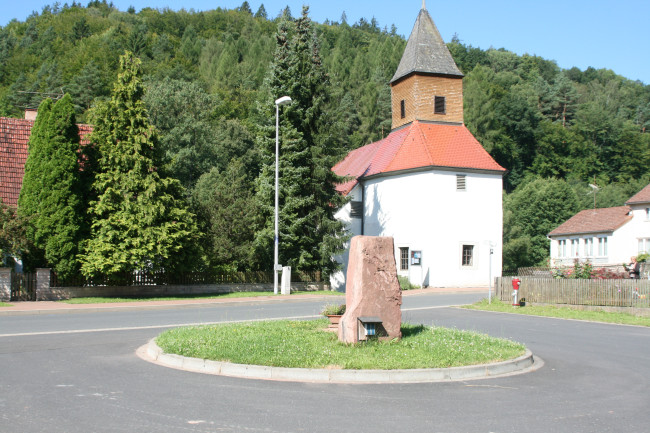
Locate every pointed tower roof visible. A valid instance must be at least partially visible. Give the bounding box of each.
[390,6,463,84]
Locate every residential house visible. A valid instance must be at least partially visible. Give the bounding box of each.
[0,111,92,208]
[331,5,506,290]
[548,184,650,269]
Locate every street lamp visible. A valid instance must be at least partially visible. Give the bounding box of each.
[274,95,292,294]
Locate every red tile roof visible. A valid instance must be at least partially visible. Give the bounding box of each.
[332,120,505,195]
[626,183,650,205]
[0,117,92,208]
[548,206,632,237]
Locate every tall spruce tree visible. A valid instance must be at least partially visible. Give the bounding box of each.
[18,95,86,278]
[81,52,199,277]
[254,7,348,276]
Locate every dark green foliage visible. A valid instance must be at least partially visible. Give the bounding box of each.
[17,95,86,278]
[143,77,220,189]
[81,52,200,277]
[254,7,348,275]
[191,160,258,271]
[0,200,31,268]
[254,4,268,19]
[504,178,580,269]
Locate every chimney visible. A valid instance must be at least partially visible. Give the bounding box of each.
[24,109,37,121]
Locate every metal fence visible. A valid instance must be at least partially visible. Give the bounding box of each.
[496,276,650,308]
[10,272,36,301]
[51,269,323,288]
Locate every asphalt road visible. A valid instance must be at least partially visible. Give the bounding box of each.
[1,292,649,433]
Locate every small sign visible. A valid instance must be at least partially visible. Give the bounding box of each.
[411,250,422,266]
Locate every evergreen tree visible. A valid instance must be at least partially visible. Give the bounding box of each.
[81,52,200,277]
[37,94,87,279]
[238,2,252,14]
[254,4,267,19]
[254,7,348,275]
[66,61,106,115]
[17,98,53,269]
[17,95,86,278]
[192,160,258,271]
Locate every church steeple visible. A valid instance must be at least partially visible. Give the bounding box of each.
[390,6,464,129]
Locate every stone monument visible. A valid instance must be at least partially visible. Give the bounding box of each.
[338,236,402,343]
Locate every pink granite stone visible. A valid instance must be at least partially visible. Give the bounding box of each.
[338,236,402,343]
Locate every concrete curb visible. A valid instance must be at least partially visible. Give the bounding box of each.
[139,339,541,384]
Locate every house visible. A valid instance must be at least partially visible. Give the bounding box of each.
[548,184,650,267]
[331,5,506,290]
[0,112,92,208]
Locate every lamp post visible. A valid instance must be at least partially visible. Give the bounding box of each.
[274,96,292,294]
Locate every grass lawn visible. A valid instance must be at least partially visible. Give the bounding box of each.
[155,319,526,370]
[464,298,650,327]
[0,302,12,307]
[61,290,343,304]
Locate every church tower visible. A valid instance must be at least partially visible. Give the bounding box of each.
[390,3,464,129]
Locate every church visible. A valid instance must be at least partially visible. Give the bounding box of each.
[331,4,506,290]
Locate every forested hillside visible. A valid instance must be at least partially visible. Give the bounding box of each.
[1,1,649,272]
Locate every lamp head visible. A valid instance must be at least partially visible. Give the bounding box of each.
[275,96,292,106]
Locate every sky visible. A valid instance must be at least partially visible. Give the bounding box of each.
[1,0,648,85]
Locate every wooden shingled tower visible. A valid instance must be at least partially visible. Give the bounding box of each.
[390,3,464,129]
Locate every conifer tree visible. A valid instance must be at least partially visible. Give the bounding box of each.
[81,52,199,278]
[18,98,51,270]
[18,95,86,278]
[254,7,348,276]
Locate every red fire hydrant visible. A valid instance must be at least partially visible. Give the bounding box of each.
[512,278,521,306]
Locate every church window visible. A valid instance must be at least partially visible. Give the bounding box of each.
[462,245,474,266]
[400,100,405,119]
[399,247,409,270]
[434,96,446,114]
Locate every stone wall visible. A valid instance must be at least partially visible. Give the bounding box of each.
[36,281,329,300]
[0,268,10,302]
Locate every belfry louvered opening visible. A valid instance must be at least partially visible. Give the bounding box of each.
[456,174,466,191]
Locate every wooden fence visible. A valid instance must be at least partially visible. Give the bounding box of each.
[496,276,650,308]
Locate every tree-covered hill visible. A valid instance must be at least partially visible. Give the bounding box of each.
[1,1,648,271]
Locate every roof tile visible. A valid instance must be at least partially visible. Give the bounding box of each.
[0,117,92,208]
[548,206,632,236]
[333,121,505,195]
[626,183,650,205]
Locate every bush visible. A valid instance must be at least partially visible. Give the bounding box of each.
[398,275,420,290]
[321,303,345,316]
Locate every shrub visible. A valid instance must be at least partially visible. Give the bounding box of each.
[321,303,345,316]
[398,275,420,290]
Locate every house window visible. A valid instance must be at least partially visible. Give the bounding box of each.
[558,240,566,257]
[462,245,474,267]
[598,237,608,256]
[584,238,593,257]
[570,239,579,257]
[434,96,446,114]
[639,238,650,254]
[400,100,405,119]
[399,247,409,271]
[456,174,466,191]
[646,208,650,220]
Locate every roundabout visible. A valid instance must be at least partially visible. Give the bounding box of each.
[139,338,541,383]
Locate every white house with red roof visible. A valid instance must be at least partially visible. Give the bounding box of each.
[331,5,506,290]
[548,184,650,268]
